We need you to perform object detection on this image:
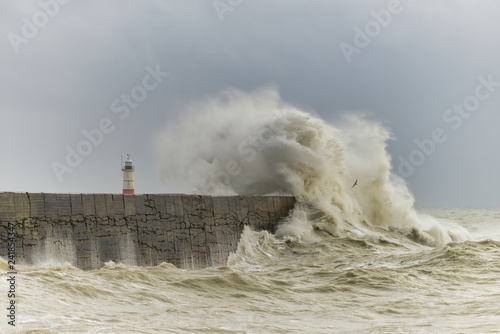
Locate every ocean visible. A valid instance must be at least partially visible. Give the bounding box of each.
[1,208,499,333]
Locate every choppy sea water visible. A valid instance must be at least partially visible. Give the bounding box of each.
[1,208,499,334]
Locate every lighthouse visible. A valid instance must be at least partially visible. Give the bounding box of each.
[122,154,135,194]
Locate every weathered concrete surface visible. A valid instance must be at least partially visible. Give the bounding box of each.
[0,193,295,270]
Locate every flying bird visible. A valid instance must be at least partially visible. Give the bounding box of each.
[351,179,358,188]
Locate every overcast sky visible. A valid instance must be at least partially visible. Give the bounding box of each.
[1,0,499,207]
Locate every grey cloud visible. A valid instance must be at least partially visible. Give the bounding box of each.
[1,0,499,206]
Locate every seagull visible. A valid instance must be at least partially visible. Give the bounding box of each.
[351,179,358,188]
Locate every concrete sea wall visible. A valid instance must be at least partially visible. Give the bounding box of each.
[0,193,295,270]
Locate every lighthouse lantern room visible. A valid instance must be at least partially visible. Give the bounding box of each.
[122,154,135,195]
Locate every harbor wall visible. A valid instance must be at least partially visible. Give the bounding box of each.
[0,193,295,270]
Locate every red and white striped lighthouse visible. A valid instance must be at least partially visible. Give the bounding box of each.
[122,154,135,195]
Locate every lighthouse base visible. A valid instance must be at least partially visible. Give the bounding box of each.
[123,189,135,195]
